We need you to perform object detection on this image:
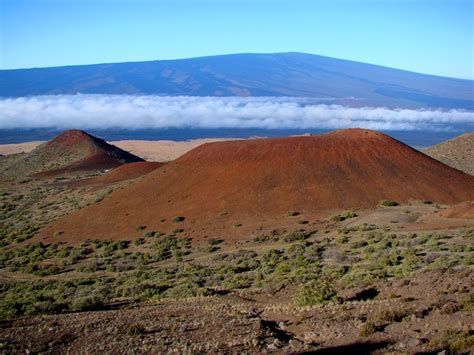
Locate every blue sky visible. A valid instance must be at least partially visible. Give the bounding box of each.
[1,0,473,79]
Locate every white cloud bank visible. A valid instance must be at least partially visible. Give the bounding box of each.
[0,94,473,131]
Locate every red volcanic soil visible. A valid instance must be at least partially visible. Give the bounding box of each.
[68,161,165,187]
[32,130,143,177]
[38,129,474,243]
[439,201,474,219]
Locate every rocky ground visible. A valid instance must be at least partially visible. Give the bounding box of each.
[1,269,473,353]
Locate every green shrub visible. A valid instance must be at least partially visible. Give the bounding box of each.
[284,230,312,243]
[396,248,421,276]
[294,278,337,306]
[134,238,145,246]
[207,238,222,246]
[359,223,378,231]
[350,240,368,249]
[336,235,349,244]
[372,309,406,324]
[380,199,399,207]
[338,226,359,235]
[459,228,474,241]
[173,249,183,262]
[70,295,104,312]
[77,259,103,273]
[32,264,62,276]
[203,245,218,253]
[274,262,291,275]
[261,249,284,273]
[341,211,357,219]
[144,231,157,238]
[223,275,253,290]
[430,329,474,354]
[331,211,357,222]
[322,265,350,280]
[460,294,474,312]
[253,234,272,243]
[151,235,186,261]
[448,244,467,253]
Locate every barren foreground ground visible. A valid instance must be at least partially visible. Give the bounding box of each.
[2,266,473,354]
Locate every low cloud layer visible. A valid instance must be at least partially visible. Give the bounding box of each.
[0,94,473,131]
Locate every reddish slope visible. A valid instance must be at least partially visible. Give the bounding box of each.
[38,129,474,242]
[439,202,474,219]
[68,161,165,187]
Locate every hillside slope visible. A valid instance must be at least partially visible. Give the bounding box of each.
[67,161,165,187]
[424,132,474,175]
[0,130,143,179]
[1,52,473,109]
[37,129,474,243]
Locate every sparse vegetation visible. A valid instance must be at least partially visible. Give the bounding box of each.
[331,211,357,222]
[127,324,146,337]
[359,322,377,337]
[380,199,399,207]
[283,230,312,242]
[429,329,474,354]
[0,161,472,353]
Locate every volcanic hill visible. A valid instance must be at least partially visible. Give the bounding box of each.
[38,129,474,243]
[0,130,143,178]
[424,132,474,175]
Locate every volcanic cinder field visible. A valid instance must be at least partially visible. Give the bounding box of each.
[2,0,474,352]
[0,127,473,353]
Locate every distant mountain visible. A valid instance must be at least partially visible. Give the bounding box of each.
[424,132,474,175]
[1,52,473,109]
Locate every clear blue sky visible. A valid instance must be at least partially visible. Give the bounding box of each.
[1,0,473,79]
